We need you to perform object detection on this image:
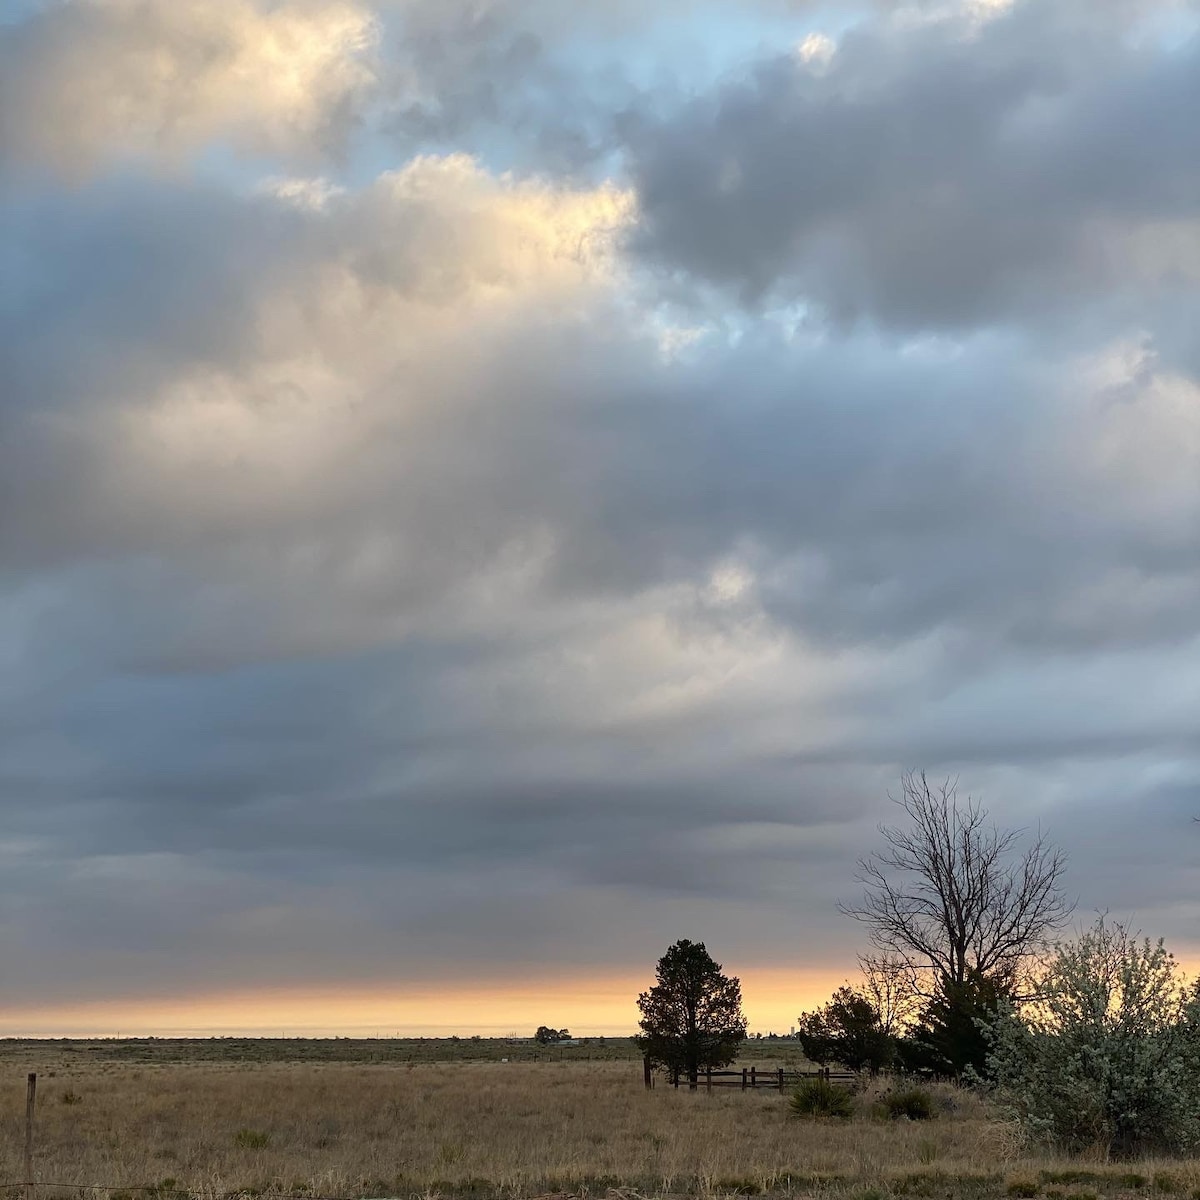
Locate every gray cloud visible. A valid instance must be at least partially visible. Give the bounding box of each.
[629,0,1200,329]
[0,0,1197,1025]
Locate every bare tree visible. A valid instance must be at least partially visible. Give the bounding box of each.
[840,772,1073,994]
[858,953,921,1035]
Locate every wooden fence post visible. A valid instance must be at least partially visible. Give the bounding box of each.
[778,1067,784,1091]
[741,1067,748,1091]
[25,1072,36,1200]
[750,1066,756,1089]
[643,1057,653,1090]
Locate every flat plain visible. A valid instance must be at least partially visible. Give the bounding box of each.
[0,1041,1196,1200]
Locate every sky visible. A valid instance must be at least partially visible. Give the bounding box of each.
[0,0,1198,1038]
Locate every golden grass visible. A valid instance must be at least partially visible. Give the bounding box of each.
[2,1053,1199,1200]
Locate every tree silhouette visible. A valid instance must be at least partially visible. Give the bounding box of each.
[637,939,746,1089]
[840,772,1072,995]
[898,971,1003,1078]
[796,985,895,1075]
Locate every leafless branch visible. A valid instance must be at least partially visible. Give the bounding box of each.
[857,952,921,1034]
[839,771,1074,996]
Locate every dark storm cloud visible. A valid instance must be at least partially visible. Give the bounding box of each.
[0,0,1197,1019]
[629,0,1200,328]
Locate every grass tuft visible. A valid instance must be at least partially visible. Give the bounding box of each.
[885,1088,937,1121]
[788,1077,855,1120]
[233,1128,273,1149]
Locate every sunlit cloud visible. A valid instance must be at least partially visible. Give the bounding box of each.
[0,0,380,170]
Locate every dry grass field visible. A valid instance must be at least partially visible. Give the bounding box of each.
[2,1043,1199,1200]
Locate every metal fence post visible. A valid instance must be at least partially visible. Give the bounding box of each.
[25,1073,36,1200]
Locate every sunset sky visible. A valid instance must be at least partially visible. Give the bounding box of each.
[1,0,1198,1039]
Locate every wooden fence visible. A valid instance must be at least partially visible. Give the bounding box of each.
[643,1061,857,1090]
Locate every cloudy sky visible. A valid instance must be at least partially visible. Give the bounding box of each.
[1,0,1198,1037]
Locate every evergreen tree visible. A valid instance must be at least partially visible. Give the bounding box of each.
[637,939,747,1088]
[899,971,1003,1077]
[796,986,895,1074]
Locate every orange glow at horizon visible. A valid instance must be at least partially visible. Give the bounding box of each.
[0,967,848,1039]
[16,953,1200,1040]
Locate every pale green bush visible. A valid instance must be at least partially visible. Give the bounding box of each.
[987,917,1200,1157]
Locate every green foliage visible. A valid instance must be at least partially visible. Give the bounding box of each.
[987,917,1200,1157]
[899,971,1003,1078]
[1006,1182,1038,1197]
[884,1087,936,1120]
[797,985,895,1074]
[534,1025,571,1044]
[232,1128,272,1149]
[637,939,747,1086]
[788,1077,855,1120]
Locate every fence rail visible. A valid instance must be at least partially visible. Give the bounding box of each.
[660,1064,857,1090]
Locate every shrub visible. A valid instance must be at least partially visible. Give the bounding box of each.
[988,918,1200,1157]
[789,1077,855,1120]
[885,1087,936,1121]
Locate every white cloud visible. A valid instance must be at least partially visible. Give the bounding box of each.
[794,32,836,68]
